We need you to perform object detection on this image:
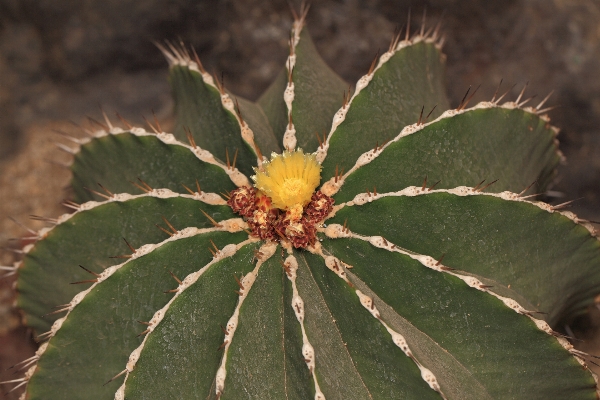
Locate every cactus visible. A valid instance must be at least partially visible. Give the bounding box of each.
[3,8,600,399]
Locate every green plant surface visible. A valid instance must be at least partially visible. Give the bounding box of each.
[284,27,348,151]
[328,189,600,326]
[329,106,559,203]
[71,132,238,203]
[259,27,349,152]
[323,195,599,398]
[123,242,262,399]
[27,231,250,400]
[305,243,591,400]
[7,10,600,400]
[18,194,235,333]
[320,40,449,178]
[169,61,279,177]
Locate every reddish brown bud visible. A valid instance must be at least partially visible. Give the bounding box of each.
[248,208,279,241]
[305,191,334,223]
[227,186,257,217]
[227,187,331,249]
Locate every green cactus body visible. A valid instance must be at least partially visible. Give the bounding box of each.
[5,10,600,400]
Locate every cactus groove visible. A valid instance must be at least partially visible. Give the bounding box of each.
[4,7,600,400]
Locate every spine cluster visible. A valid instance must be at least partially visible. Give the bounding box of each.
[227,187,333,248]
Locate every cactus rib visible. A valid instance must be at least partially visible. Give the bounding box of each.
[114,238,259,399]
[283,254,325,399]
[283,18,348,153]
[317,26,448,167]
[17,190,236,332]
[71,128,243,203]
[161,44,278,175]
[324,102,560,201]
[329,186,600,325]
[310,247,448,398]
[25,228,252,399]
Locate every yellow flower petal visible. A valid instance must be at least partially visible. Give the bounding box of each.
[253,149,321,210]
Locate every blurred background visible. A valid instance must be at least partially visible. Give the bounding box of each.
[1,0,600,397]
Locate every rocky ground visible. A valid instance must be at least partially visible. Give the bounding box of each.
[1,0,600,398]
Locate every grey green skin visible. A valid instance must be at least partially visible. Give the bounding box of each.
[8,13,600,400]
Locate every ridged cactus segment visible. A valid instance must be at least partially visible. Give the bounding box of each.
[320,35,449,176]
[211,242,278,398]
[18,194,235,333]
[330,105,560,202]
[324,262,493,400]
[121,242,260,399]
[282,254,325,399]
[219,252,307,399]
[71,131,238,202]
[321,237,595,399]
[328,188,600,326]
[285,26,348,152]
[26,230,249,400]
[234,96,281,155]
[257,67,289,147]
[289,253,374,399]
[168,53,278,177]
[301,251,442,399]
[259,14,347,153]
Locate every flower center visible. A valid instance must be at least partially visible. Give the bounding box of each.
[253,149,321,210]
[282,178,305,201]
[227,149,334,249]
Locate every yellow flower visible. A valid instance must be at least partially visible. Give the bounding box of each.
[253,149,321,210]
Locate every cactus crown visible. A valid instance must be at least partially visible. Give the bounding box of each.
[3,6,600,400]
